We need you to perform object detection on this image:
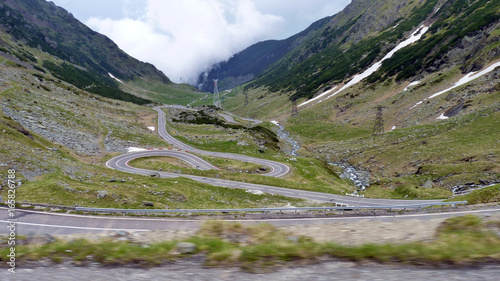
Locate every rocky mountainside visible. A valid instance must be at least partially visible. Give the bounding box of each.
[0,0,175,104]
[200,0,429,93]
[218,0,500,193]
[0,0,207,206]
[204,0,499,102]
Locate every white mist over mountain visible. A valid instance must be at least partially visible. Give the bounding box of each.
[50,0,350,84]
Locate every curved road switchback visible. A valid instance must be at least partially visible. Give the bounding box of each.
[153,106,290,177]
[105,105,442,207]
[218,113,238,124]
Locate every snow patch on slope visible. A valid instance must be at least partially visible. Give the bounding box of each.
[403,80,421,91]
[411,61,500,109]
[299,25,430,108]
[108,73,124,84]
[436,113,449,120]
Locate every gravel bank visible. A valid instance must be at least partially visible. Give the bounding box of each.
[4,259,500,281]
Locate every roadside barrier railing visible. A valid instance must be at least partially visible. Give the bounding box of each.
[74,201,468,215]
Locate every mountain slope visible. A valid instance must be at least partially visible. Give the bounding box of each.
[201,0,434,95]
[207,0,499,103]
[217,0,500,194]
[0,0,203,105]
[246,0,440,100]
[197,16,332,93]
[0,0,170,82]
[373,0,500,81]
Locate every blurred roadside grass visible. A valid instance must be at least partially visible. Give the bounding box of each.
[2,215,499,271]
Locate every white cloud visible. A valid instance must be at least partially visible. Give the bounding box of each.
[254,0,351,38]
[86,0,283,84]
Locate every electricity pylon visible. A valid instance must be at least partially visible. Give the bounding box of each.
[291,99,299,116]
[213,79,221,108]
[373,105,386,135]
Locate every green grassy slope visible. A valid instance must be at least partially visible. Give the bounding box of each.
[0,52,304,208]
[219,0,500,200]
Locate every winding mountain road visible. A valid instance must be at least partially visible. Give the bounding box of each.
[153,106,290,177]
[105,105,441,206]
[0,105,478,236]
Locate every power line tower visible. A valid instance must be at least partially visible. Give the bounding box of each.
[291,99,299,117]
[244,92,249,106]
[373,106,386,135]
[213,79,221,108]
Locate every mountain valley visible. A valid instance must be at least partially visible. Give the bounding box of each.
[0,0,499,207]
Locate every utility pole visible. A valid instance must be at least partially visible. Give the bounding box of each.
[291,99,299,117]
[213,79,221,108]
[373,106,386,135]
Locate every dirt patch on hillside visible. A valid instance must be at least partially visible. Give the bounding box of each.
[137,110,157,129]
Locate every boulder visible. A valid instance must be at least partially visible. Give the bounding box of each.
[422,179,433,188]
[175,242,197,254]
[64,186,77,193]
[143,201,154,207]
[97,190,107,199]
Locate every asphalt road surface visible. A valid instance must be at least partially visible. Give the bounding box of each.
[218,113,238,123]
[2,206,499,236]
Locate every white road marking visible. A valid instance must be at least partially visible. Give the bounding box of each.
[0,220,150,231]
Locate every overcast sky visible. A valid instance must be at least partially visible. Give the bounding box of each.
[49,0,351,84]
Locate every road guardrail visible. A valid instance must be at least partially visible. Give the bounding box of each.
[75,201,467,215]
